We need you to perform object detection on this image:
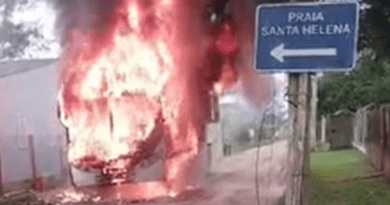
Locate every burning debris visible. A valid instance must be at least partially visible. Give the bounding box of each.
[51,0,274,201]
[55,188,100,204]
[33,187,101,204]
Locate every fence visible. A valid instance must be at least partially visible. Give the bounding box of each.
[0,134,68,193]
[352,104,373,154]
[352,103,390,178]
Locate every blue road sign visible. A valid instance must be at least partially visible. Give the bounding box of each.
[255,1,359,73]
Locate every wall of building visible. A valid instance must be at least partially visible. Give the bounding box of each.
[325,113,354,149]
[0,61,66,186]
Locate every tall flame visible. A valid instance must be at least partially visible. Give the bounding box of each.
[56,0,273,199]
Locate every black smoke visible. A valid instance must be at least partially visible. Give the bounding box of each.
[48,0,125,46]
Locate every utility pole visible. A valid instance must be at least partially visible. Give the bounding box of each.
[285,0,313,204]
[286,73,312,205]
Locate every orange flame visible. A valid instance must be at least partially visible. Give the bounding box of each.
[57,0,273,200]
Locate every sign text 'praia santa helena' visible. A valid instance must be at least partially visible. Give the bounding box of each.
[255,1,359,73]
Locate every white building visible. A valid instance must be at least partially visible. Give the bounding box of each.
[0,59,67,189]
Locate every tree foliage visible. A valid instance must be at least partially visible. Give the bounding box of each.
[318,0,390,117]
[358,0,390,57]
[318,54,390,117]
[0,0,50,61]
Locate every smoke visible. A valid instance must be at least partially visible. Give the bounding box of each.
[49,1,125,45]
[220,72,292,153]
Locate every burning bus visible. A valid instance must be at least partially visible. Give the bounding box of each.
[54,0,274,201]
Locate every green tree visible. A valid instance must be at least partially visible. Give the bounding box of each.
[318,0,390,116]
[0,0,50,61]
[359,0,390,58]
[318,53,390,117]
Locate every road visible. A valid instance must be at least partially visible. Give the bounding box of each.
[37,140,292,205]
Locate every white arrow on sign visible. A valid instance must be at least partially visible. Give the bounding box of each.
[270,43,337,63]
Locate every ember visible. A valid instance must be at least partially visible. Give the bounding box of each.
[54,0,273,201]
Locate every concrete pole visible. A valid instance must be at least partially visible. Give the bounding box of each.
[301,74,312,205]
[283,0,314,200]
[321,115,326,144]
[285,73,312,205]
[310,75,318,149]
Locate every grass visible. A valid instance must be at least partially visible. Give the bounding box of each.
[310,149,390,205]
[311,149,375,181]
[310,177,390,205]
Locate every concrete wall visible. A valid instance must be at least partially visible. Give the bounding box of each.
[352,104,372,154]
[326,113,354,149]
[0,61,66,185]
[366,107,384,171]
